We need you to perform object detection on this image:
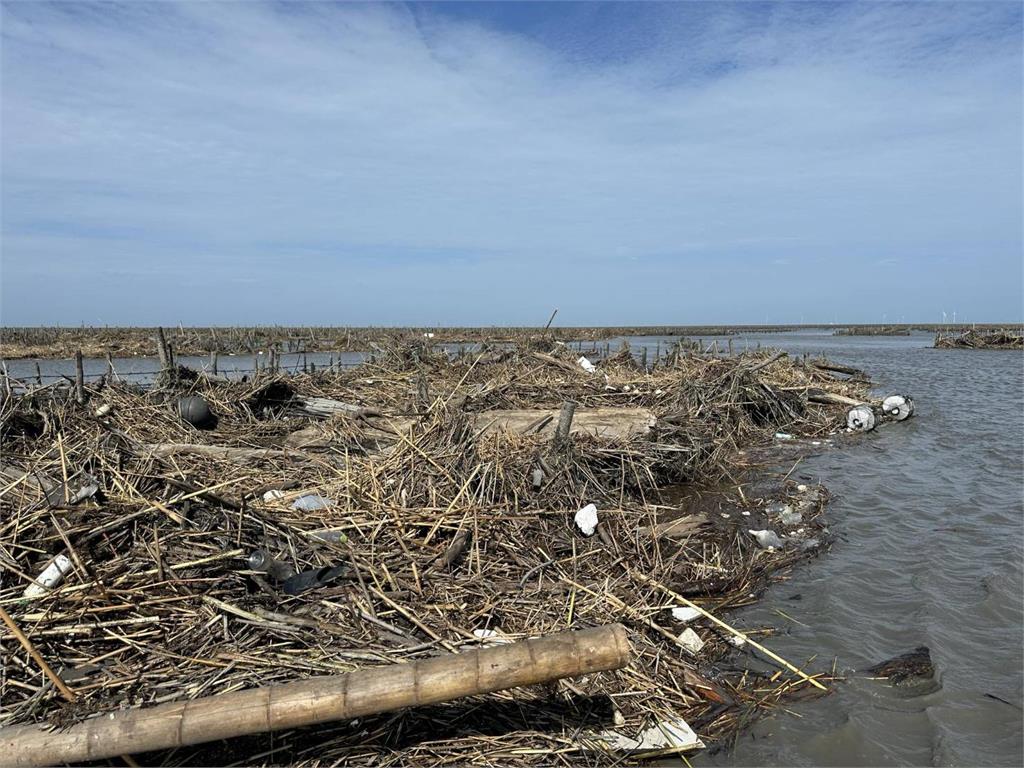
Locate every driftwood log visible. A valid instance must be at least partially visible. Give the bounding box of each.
[804,388,866,407]
[810,360,865,377]
[144,443,313,463]
[0,624,630,767]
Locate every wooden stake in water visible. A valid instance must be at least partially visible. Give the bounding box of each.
[155,327,170,371]
[553,400,577,453]
[74,350,85,404]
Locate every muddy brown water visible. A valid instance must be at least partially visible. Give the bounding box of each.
[4,331,1022,765]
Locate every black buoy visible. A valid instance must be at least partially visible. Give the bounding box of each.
[177,396,215,429]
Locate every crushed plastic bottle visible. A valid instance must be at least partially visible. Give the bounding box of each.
[748,529,784,550]
[779,508,802,526]
[247,550,296,582]
[291,494,333,511]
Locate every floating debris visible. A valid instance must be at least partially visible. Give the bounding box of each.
[882,393,915,421]
[867,646,935,686]
[847,404,876,432]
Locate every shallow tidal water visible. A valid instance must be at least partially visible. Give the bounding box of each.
[3,330,1022,765]
[681,331,1023,767]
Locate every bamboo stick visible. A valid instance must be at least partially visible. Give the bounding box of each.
[0,624,630,767]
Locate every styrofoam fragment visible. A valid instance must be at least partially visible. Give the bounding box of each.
[677,628,705,655]
[574,504,599,536]
[671,606,701,623]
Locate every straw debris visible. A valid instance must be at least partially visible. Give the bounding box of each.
[1,337,867,765]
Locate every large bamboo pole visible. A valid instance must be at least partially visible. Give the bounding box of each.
[1,624,630,767]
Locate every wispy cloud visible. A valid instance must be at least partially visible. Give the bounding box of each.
[1,1,1020,325]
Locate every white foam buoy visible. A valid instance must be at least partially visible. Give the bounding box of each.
[847,404,876,432]
[882,394,915,421]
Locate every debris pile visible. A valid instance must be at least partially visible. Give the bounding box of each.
[934,328,1023,350]
[1,338,873,765]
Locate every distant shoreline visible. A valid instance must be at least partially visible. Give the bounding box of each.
[1,323,1020,359]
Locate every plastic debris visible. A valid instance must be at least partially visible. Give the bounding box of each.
[472,628,512,645]
[774,432,794,440]
[45,475,99,507]
[263,489,287,502]
[574,504,599,536]
[671,606,701,623]
[24,554,74,599]
[748,529,784,550]
[291,494,333,511]
[779,508,802,526]
[94,403,112,417]
[882,394,915,421]
[847,404,876,432]
[307,529,349,544]
[577,356,597,373]
[730,635,747,647]
[282,564,349,595]
[177,396,215,429]
[247,550,296,582]
[531,468,544,489]
[677,627,705,655]
[598,717,705,752]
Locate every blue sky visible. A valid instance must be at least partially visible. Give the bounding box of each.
[1,1,1021,326]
